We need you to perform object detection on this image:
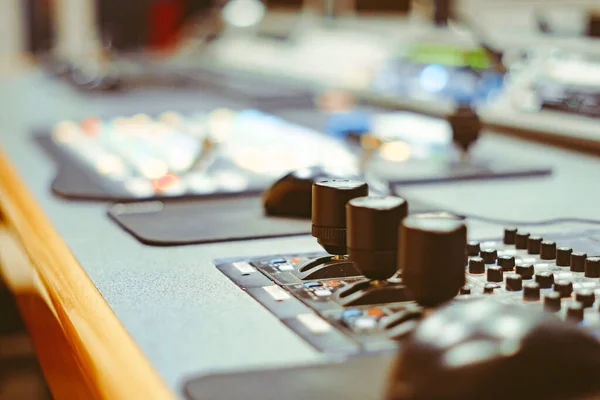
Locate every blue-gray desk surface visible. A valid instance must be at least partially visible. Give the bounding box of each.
[3,71,600,397]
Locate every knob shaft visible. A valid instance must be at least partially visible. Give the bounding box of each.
[346,196,408,280]
[312,179,368,255]
[468,257,485,274]
[515,232,530,249]
[497,255,515,271]
[400,214,467,307]
[554,280,574,298]
[487,266,503,283]
[576,290,596,308]
[585,257,600,278]
[567,303,585,323]
[466,241,480,256]
[503,228,517,245]
[527,236,543,254]
[505,274,523,291]
[540,241,557,260]
[515,264,534,280]
[523,282,540,301]
[556,247,573,267]
[480,248,497,264]
[535,272,555,289]
[571,252,587,273]
[544,292,562,312]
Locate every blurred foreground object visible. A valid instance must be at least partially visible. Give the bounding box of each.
[387,298,600,400]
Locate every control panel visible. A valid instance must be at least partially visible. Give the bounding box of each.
[218,225,600,355]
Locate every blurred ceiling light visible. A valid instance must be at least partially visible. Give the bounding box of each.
[222,0,266,28]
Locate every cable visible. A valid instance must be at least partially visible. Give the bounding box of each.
[455,213,600,227]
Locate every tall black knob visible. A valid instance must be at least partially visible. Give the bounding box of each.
[346,196,408,280]
[311,179,368,255]
[400,214,467,307]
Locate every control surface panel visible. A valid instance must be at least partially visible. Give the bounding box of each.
[218,226,600,355]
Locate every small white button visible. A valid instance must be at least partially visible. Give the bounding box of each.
[278,264,294,271]
[354,317,377,330]
[314,289,333,297]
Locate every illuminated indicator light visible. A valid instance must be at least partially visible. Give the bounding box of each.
[367,308,385,318]
[291,257,301,263]
[152,173,179,192]
[53,121,79,143]
[80,117,101,136]
[379,141,411,163]
[326,281,341,287]
[96,155,125,175]
[140,159,169,180]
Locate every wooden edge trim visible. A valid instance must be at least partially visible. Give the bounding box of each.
[0,147,176,400]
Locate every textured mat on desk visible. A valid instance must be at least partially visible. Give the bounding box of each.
[108,195,437,246]
[108,196,310,245]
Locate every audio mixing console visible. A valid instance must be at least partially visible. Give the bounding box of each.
[216,225,600,355]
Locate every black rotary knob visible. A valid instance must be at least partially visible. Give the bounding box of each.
[515,232,530,249]
[467,241,480,256]
[556,247,573,267]
[483,283,500,294]
[506,274,523,291]
[487,265,503,283]
[515,264,534,280]
[311,180,368,255]
[544,292,562,312]
[540,241,557,260]
[468,257,485,274]
[576,290,596,308]
[480,248,497,264]
[585,257,600,278]
[346,196,408,280]
[554,280,574,298]
[570,252,587,273]
[567,302,585,323]
[497,255,515,271]
[400,214,467,307]
[527,236,543,254]
[448,105,481,153]
[503,228,517,245]
[523,282,540,301]
[535,272,555,289]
